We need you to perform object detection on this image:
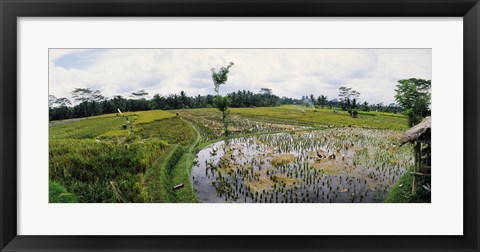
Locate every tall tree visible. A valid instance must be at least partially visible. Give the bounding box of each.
[338,87,360,117]
[309,94,316,107]
[394,78,431,126]
[339,87,360,101]
[360,101,370,112]
[179,91,191,108]
[49,95,58,108]
[211,62,234,95]
[317,95,328,109]
[111,95,127,111]
[211,62,234,136]
[71,88,104,117]
[260,88,272,95]
[48,95,72,120]
[71,88,104,103]
[55,97,72,107]
[131,89,149,99]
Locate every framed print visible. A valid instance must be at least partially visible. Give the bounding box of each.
[1,0,479,251]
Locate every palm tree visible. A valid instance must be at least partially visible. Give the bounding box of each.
[317,95,328,109]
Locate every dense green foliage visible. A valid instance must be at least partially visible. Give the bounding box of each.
[49,181,78,203]
[50,87,404,122]
[50,138,167,202]
[228,90,280,107]
[394,78,431,126]
[385,166,431,203]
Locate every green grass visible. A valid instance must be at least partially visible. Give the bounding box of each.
[231,105,408,131]
[170,119,200,203]
[49,110,194,203]
[49,181,78,203]
[176,105,408,143]
[49,138,168,202]
[142,145,175,202]
[171,152,197,203]
[132,110,176,124]
[158,145,187,202]
[137,117,196,145]
[50,116,128,139]
[152,119,200,203]
[94,110,175,123]
[50,110,176,140]
[384,166,431,203]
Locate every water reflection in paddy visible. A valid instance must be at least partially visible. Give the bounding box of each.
[191,128,413,203]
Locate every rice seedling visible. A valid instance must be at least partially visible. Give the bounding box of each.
[191,128,413,203]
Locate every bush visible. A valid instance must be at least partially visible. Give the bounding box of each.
[352,109,358,118]
[49,181,78,203]
[385,166,431,203]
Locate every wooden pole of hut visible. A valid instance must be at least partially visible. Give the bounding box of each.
[400,116,431,196]
[413,142,420,195]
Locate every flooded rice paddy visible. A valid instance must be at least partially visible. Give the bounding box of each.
[192,128,413,203]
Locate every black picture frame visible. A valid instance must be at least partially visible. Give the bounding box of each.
[1,0,479,251]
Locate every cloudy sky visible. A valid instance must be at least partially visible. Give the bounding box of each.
[49,48,431,104]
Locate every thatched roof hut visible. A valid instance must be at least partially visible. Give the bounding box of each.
[401,116,431,145]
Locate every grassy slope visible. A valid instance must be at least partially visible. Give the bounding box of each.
[171,119,201,203]
[143,145,175,202]
[158,145,187,202]
[50,136,169,202]
[49,110,195,203]
[231,105,408,131]
[384,166,431,203]
[177,105,407,140]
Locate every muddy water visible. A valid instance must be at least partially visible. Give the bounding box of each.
[191,128,413,203]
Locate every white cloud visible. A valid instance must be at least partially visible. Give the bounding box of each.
[49,48,431,104]
[49,49,95,61]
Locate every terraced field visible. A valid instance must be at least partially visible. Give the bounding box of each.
[192,128,412,203]
[174,105,407,142]
[49,106,419,203]
[49,110,197,203]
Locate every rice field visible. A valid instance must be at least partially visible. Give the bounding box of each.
[49,110,196,203]
[50,106,418,203]
[192,128,413,203]
[175,105,408,142]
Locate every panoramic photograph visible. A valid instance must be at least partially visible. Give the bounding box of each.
[48,49,431,203]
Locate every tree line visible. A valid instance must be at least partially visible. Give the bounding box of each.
[49,87,405,122]
[49,78,430,128]
[48,87,284,121]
